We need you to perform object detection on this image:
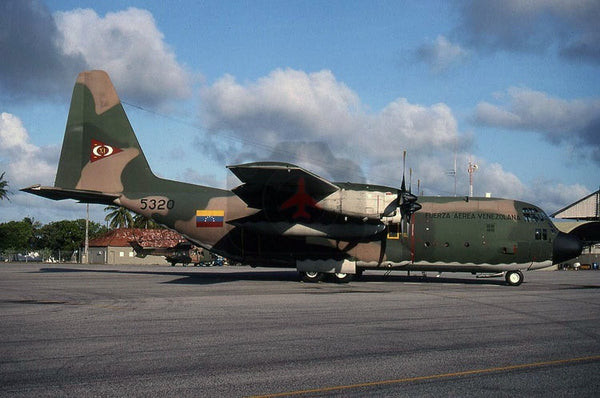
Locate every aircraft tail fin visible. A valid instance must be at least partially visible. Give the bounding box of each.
[23,70,157,202]
[55,70,155,194]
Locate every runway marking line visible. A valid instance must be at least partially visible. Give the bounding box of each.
[249,354,600,398]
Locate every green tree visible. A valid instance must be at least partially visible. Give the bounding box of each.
[23,217,42,247]
[88,220,109,239]
[0,172,9,201]
[37,220,85,254]
[0,219,34,252]
[37,219,106,254]
[104,205,134,229]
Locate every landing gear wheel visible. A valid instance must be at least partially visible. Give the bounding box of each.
[505,270,524,286]
[330,273,354,283]
[300,271,325,283]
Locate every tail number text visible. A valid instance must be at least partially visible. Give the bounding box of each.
[140,198,175,210]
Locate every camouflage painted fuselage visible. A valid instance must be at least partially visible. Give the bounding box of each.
[23,71,581,277]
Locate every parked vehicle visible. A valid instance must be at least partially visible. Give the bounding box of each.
[166,247,215,267]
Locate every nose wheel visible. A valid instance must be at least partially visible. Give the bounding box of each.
[505,270,524,286]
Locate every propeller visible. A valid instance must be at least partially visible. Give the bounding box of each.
[381,151,422,221]
[378,151,421,265]
[399,174,421,220]
[401,154,422,219]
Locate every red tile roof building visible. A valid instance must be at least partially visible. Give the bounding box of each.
[86,228,187,265]
[88,228,186,248]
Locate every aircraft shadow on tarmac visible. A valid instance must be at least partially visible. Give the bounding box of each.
[38,267,508,286]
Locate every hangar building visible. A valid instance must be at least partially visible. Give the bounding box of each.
[551,189,600,268]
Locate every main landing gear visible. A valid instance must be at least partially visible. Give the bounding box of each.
[299,271,354,283]
[505,270,524,286]
[299,271,326,283]
[300,270,524,285]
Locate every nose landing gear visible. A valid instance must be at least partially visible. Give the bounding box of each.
[505,270,524,286]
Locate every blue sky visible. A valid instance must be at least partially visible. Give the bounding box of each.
[1,0,599,224]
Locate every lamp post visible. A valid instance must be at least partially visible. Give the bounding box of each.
[468,160,478,197]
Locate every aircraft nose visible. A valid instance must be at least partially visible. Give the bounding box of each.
[553,232,583,264]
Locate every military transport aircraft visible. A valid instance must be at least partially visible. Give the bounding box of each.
[22,71,583,285]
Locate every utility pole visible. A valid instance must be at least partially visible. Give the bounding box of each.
[84,203,89,264]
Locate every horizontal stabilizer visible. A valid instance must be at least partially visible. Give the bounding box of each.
[21,185,119,205]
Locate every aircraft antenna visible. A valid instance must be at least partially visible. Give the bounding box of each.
[446,142,458,196]
[401,150,406,191]
[453,148,457,196]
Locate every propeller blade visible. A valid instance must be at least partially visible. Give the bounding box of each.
[380,150,421,221]
[402,191,417,203]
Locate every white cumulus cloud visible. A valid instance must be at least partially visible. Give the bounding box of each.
[0,1,190,107]
[0,112,107,224]
[201,69,362,145]
[475,87,600,164]
[54,7,191,107]
[0,112,56,187]
[199,68,589,212]
[200,68,466,191]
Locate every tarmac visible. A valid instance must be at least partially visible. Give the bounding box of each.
[1,262,600,397]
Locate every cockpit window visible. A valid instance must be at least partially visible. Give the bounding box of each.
[522,207,546,222]
[535,228,548,240]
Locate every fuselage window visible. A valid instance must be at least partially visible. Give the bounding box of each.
[522,207,547,223]
[486,224,495,232]
[535,228,541,240]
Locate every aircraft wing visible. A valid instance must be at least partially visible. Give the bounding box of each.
[227,163,386,240]
[227,162,339,210]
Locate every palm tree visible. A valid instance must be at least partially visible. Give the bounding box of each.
[133,213,161,229]
[0,172,9,201]
[104,205,134,229]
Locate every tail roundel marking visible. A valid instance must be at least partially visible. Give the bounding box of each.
[91,139,123,162]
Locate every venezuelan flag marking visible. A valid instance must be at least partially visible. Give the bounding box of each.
[196,210,225,227]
